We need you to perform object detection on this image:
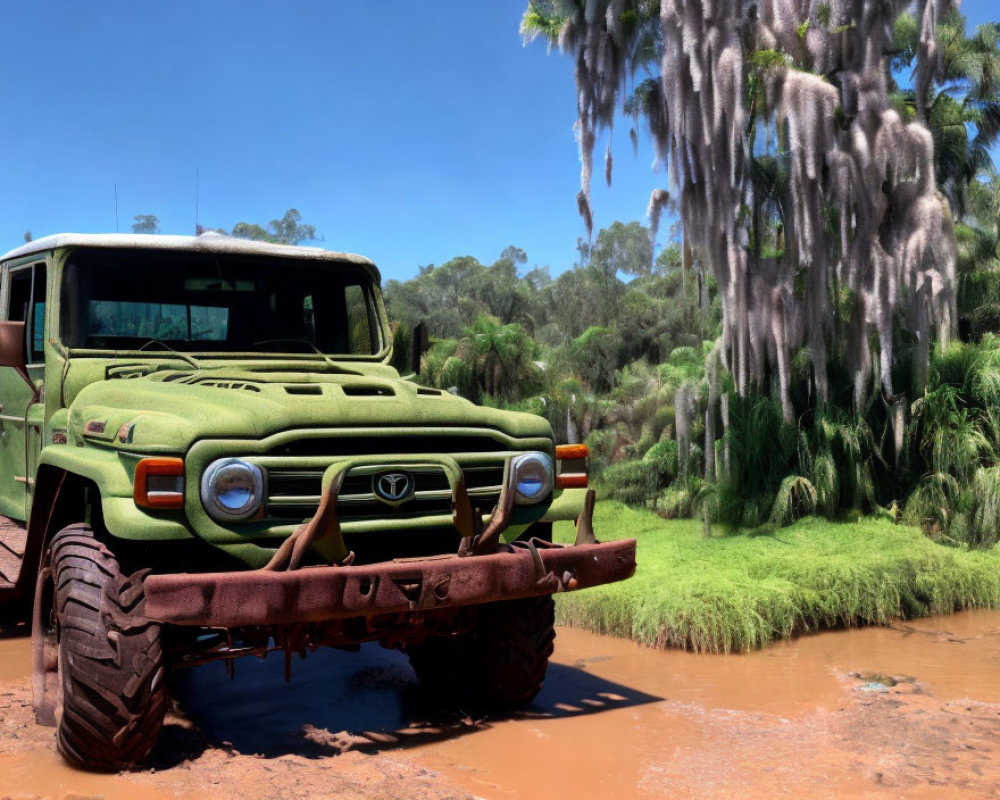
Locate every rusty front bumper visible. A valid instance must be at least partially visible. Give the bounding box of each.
[146,454,635,628]
[143,538,636,627]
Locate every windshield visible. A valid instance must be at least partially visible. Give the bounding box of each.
[60,248,383,356]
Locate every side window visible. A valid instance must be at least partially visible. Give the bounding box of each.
[344,284,375,355]
[8,263,46,363]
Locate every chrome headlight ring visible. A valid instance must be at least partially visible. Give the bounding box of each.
[511,452,554,505]
[200,458,265,522]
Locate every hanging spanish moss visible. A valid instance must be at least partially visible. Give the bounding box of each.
[523,0,959,423]
[647,188,671,268]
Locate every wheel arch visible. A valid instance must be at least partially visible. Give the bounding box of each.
[18,466,101,599]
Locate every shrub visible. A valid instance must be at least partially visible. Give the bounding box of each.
[642,439,679,481]
[968,466,1000,549]
[600,459,660,507]
[656,481,696,519]
[903,472,962,536]
[769,475,819,527]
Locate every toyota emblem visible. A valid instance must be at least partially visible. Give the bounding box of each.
[373,471,415,503]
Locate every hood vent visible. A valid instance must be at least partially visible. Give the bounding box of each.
[342,385,394,397]
[194,379,262,392]
[106,364,154,380]
[284,385,323,396]
[166,374,262,392]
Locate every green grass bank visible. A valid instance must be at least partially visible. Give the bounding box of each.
[553,503,1000,652]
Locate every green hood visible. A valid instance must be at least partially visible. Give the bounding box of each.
[66,368,553,452]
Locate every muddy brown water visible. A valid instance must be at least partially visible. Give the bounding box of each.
[2,610,1000,798]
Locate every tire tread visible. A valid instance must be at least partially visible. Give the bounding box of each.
[49,524,168,770]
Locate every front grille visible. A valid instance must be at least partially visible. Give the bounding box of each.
[265,463,503,521]
[266,466,458,521]
[211,427,552,561]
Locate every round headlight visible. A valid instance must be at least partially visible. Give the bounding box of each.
[512,452,553,505]
[201,458,265,521]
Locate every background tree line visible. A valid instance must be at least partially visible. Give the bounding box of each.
[391,5,1000,551]
[130,208,318,245]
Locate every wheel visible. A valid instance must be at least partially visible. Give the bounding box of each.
[32,524,169,770]
[407,594,555,707]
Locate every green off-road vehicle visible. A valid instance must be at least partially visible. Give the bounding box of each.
[0,233,635,770]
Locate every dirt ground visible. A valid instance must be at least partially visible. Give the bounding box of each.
[3,606,1000,799]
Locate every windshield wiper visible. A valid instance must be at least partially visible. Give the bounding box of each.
[137,340,204,370]
[250,339,362,374]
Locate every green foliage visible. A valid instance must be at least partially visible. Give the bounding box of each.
[769,475,819,527]
[598,438,678,507]
[915,383,993,485]
[642,439,678,476]
[131,214,160,234]
[225,209,319,245]
[589,220,655,280]
[516,1,1000,539]
[968,466,1000,548]
[717,393,797,528]
[655,482,696,519]
[554,503,1000,652]
[903,473,963,536]
[421,315,542,404]
[600,459,660,507]
[520,1,568,44]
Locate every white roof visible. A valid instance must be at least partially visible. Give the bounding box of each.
[1,232,379,276]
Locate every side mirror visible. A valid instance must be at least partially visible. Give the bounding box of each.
[411,322,430,375]
[0,321,39,401]
[0,321,26,369]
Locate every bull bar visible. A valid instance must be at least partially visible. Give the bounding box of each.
[143,454,636,627]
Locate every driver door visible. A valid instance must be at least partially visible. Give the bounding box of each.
[0,260,46,521]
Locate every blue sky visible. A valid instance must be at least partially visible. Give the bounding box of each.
[0,1,996,282]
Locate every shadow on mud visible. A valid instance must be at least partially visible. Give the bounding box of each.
[161,641,662,764]
[0,603,30,640]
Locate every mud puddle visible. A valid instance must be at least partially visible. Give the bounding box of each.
[2,609,1000,798]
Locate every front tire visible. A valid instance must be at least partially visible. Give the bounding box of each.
[33,524,168,770]
[407,594,555,707]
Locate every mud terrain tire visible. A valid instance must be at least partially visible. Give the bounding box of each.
[40,524,168,770]
[407,594,555,707]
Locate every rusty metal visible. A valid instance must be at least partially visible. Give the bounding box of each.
[148,453,630,648]
[453,477,478,556]
[264,470,347,570]
[0,321,40,404]
[469,469,517,556]
[574,488,598,546]
[457,458,518,556]
[144,538,636,629]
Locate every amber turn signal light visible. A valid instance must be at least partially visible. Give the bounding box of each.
[555,444,589,489]
[134,458,185,509]
[555,444,589,460]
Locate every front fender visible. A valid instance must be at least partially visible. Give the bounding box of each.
[39,445,193,541]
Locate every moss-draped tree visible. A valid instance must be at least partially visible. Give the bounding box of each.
[523,0,960,438]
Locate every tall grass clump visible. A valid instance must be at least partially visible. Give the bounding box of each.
[968,466,1000,549]
[903,472,963,537]
[554,503,1000,653]
[717,393,796,528]
[599,459,660,506]
[768,475,818,527]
